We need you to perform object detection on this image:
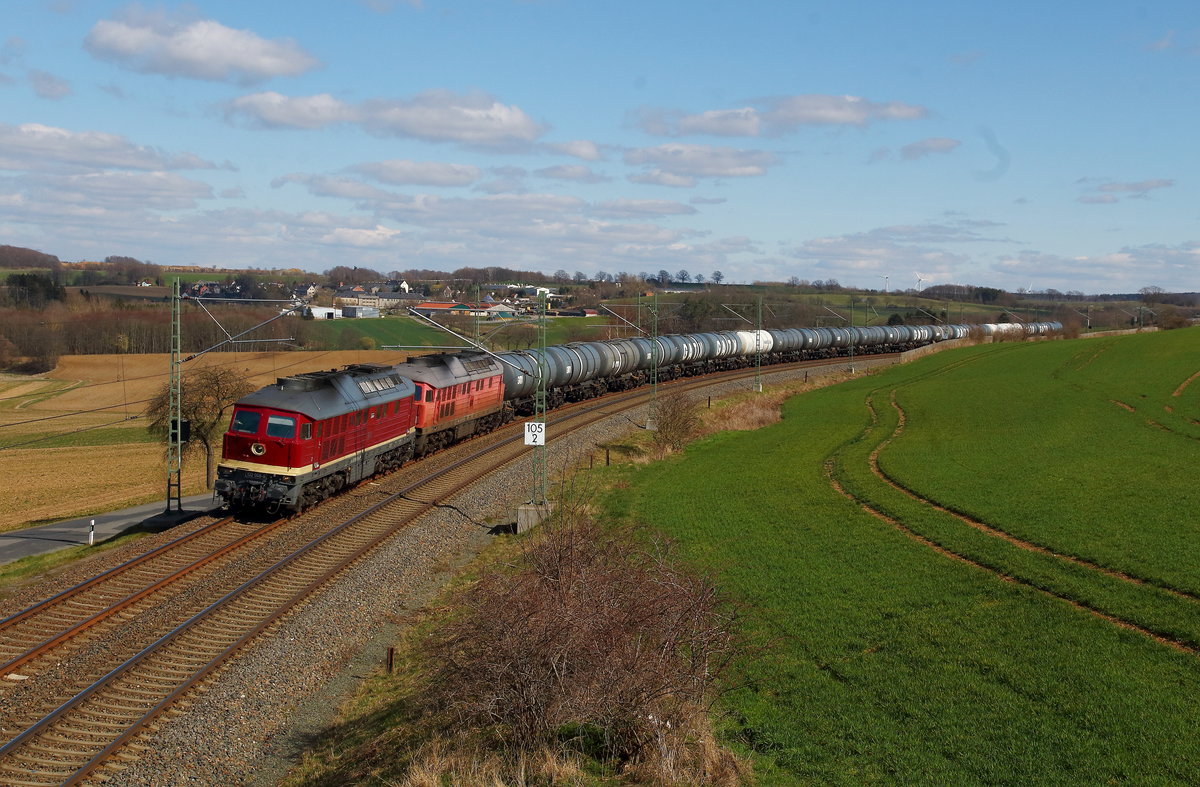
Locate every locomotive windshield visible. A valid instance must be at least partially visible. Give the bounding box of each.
[231,410,261,434]
[266,414,297,438]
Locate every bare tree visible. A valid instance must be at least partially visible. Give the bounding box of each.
[146,367,255,488]
[710,270,724,285]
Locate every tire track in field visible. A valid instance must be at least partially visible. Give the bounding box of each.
[1109,399,1200,442]
[1173,369,1200,398]
[827,398,1196,656]
[874,390,1199,603]
[825,455,1192,655]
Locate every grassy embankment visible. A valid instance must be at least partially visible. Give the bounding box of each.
[598,328,1200,783]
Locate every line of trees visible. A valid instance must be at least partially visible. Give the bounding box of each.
[0,295,306,372]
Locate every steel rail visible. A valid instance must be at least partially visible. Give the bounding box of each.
[0,354,880,783]
[0,516,289,679]
[0,362,778,784]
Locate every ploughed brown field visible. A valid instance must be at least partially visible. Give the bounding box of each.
[1,350,411,533]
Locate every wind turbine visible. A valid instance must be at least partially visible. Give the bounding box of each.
[914,272,926,292]
[878,274,889,293]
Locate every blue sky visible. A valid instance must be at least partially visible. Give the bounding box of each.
[1,0,1197,292]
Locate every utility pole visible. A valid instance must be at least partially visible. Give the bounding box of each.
[753,294,763,392]
[515,290,553,532]
[647,291,659,430]
[165,277,183,513]
[848,295,856,373]
[531,290,548,508]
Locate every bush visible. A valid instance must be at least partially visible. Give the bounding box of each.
[415,510,746,782]
[653,392,702,455]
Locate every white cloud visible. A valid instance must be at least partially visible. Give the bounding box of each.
[1078,178,1174,204]
[627,171,696,188]
[0,122,214,171]
[782,220,1016,284]
[899,137,961,160]
[227,92,355,129]
[227,89,545,149]
[2,169,213,214]
[2,36,26,64]
[352,159,481,187]
[1095,179,1174,194]
[28,69,71,99]
[590,199,697,219]
[677,108,761,136]
[763,94,926,130]
[544,139,603,160]
[84,9,319,84]
[475,166,527,194]
[360,90,545,148]
[533,165,609,183]
[319,225,405,247]
[993,243,1200,292]
[637,94,928,137]
[272,173,395,202]
[624,143,778,180]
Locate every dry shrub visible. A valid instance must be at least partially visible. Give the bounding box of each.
[415,508,746,784]
[653,391,702,455]
[705,392,789,434]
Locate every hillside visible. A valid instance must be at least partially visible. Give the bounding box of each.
[600,328,1200,782]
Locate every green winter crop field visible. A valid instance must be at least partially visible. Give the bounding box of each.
[599,327,1200,783]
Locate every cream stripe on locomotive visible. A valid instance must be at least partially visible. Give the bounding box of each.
[218,427,415,476]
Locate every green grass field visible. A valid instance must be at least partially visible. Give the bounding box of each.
[598,328,1200,783]
[302,316,451,350]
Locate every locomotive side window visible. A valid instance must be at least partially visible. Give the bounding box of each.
[266,415,296,438]
[301,423,312,440]
[232,410,260,434]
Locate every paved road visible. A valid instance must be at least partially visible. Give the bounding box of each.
[0,494,218,566]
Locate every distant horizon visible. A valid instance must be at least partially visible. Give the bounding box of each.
[43,257,1196,298]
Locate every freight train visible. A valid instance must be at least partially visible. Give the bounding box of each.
[214,320,1061,512]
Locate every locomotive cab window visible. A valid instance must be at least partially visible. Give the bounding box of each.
[266,415,296,438]
[232,410,261,434]
[301,423,312,440]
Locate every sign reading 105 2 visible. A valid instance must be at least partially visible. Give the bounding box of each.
[524,421,546,446]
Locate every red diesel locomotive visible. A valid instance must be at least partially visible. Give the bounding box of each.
[215,353,510,512]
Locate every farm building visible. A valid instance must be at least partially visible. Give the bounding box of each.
[298,306,340,319]
[342,305,381,318]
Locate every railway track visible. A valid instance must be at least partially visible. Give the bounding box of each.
[0,358,857,784]
[0,516,288,682]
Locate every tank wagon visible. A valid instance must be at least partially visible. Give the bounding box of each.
[216,320,1061,512]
